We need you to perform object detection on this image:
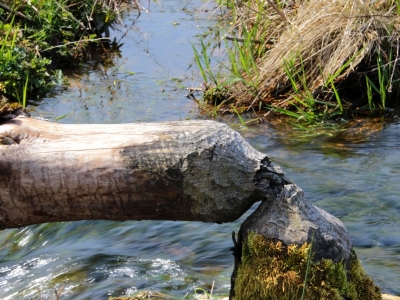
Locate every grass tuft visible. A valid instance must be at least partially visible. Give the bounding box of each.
[194,0,400,122]
[0,0,127,104]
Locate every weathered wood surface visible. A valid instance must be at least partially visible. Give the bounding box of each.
[229,167,352,299]
[0,117,271,228]
[1,117,353,297]
[239,182,352,262]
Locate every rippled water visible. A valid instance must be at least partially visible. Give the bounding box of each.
[1,1,399,298]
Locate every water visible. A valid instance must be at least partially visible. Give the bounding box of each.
[30,0,221,124]
[1,1,399,298]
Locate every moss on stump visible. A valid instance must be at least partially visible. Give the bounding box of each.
[233,232,381,300]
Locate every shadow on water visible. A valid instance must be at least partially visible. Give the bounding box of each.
[0,0,400,298]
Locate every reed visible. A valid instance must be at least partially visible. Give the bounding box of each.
[196,0,400,121]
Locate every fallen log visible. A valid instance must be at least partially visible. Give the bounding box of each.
[0,117,380,299]
[0,117,270,228]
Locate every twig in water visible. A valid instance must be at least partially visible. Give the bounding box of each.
[55,285,64,300]
[41,37,110,52]
[221,34,262,45]
[186,86,205,98]
[134,0,148,14]
[182,0,192,11]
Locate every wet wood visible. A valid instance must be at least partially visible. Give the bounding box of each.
[0,117,269,229]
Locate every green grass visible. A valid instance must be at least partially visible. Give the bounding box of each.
[0,0,123,105]
[191,39,219,86]
[192,0,400,125]
[301,233,314,300]
[0,17,52,106]
[264,52,345,123]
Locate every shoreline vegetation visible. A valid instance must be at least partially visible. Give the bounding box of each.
[0,0,129,111]
[194,0,400,123]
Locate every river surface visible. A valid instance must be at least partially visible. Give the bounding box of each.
[1,1,399,299]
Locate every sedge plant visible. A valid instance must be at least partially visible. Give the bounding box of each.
[205,0,400,123]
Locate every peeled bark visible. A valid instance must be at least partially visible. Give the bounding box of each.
[0,117,270,228]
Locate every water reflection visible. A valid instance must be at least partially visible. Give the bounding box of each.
[29,0,218,124]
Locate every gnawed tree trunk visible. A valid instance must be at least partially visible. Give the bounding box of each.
[229,180,381,299]
[230,183,353,299]
[0,117,270,228]
[0,117,379,299]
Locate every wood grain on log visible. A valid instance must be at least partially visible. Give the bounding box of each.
[0,117,270,229]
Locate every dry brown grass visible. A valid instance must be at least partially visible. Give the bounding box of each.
[226,0,400,113]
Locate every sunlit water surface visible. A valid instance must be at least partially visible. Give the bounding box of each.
[1,1,399,298]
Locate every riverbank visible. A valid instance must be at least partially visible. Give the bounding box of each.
[0,0,127,107]
[195,0,400,122]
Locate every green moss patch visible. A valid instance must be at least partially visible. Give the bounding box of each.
[234,232,381,300]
